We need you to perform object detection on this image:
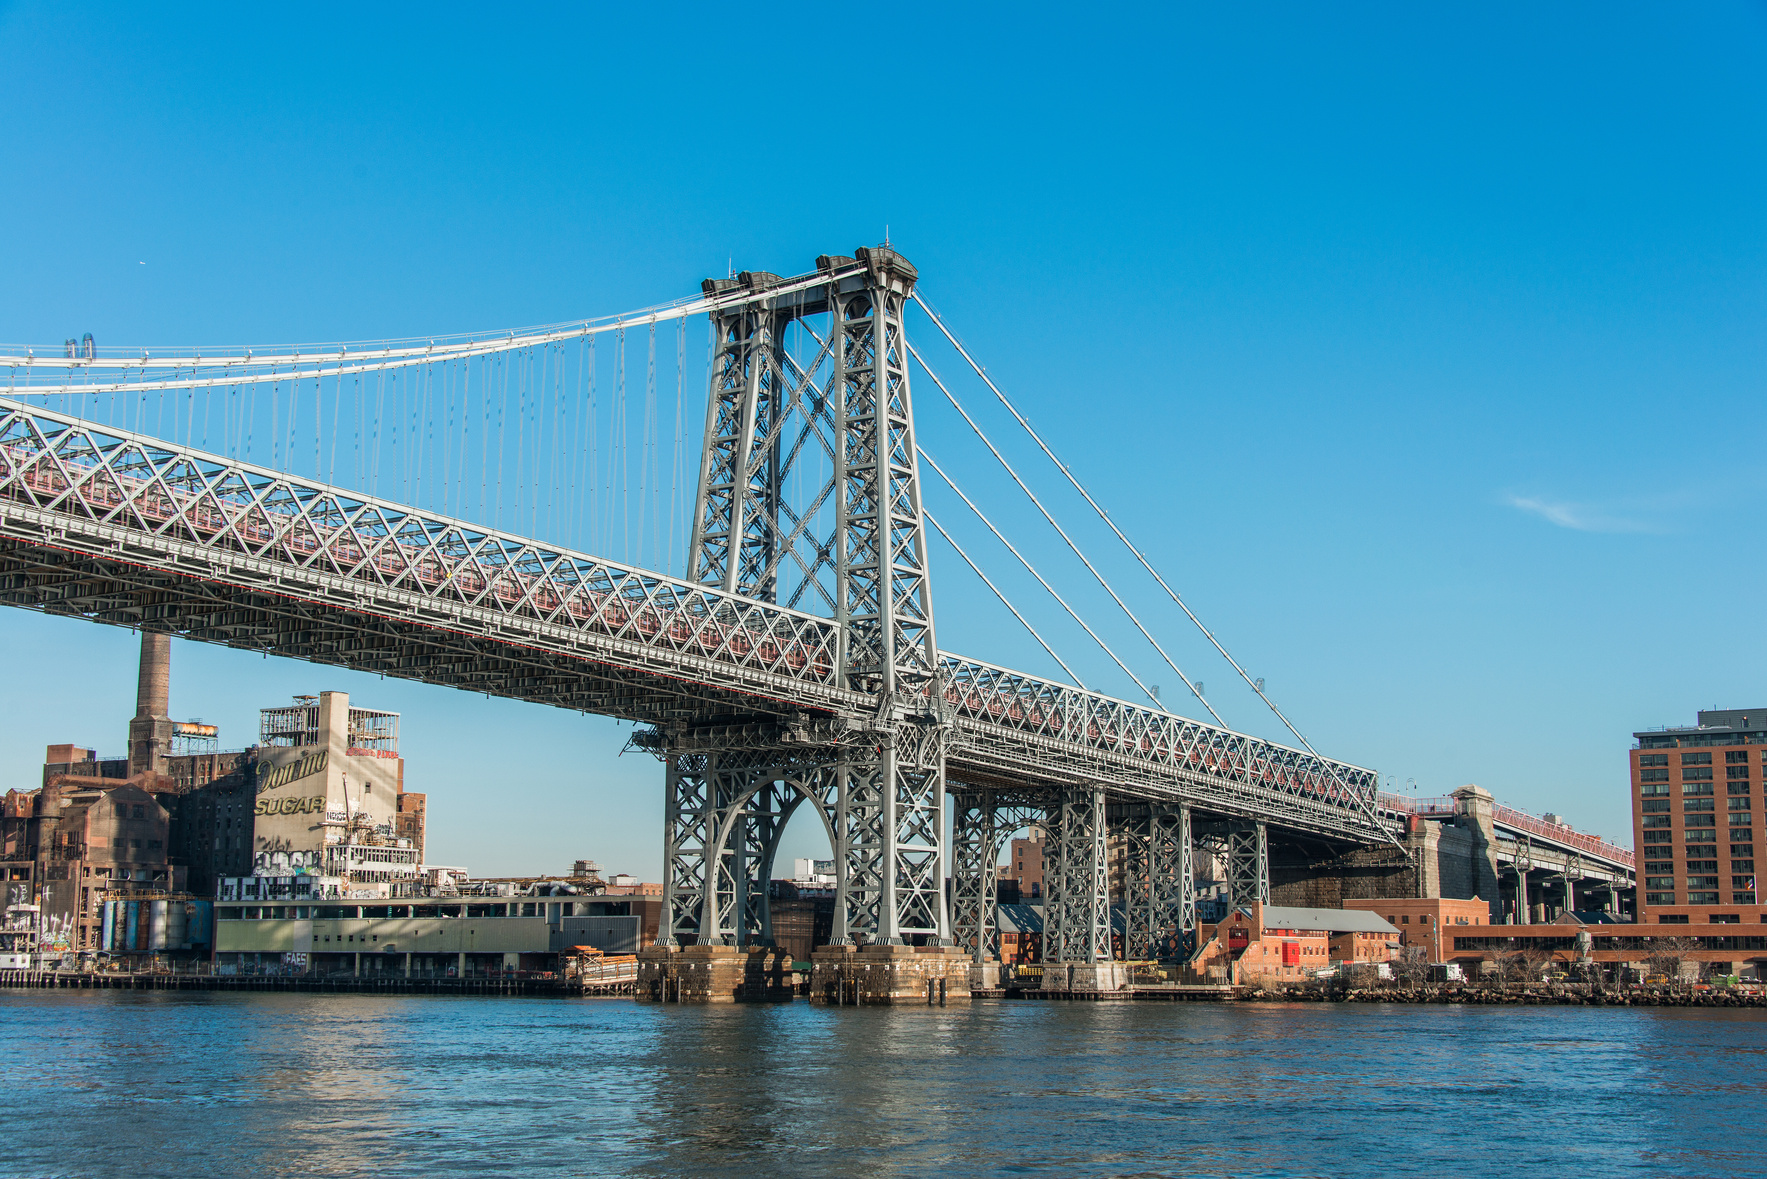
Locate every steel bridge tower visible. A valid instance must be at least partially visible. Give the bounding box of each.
[659,247,949,951]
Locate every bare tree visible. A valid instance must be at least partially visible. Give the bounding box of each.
[1644,936,1700,987]
[1391,944,1429,987]
[1517,942,1556,985]
[1483,943,1524,989]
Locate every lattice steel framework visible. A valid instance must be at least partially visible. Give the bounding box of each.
[1224,821,1270,908]
[675,248,949,945]
[0,397,845,715]
[1045,786,1110,964]
[1117,802,1195,959]
[951,792,1050,963]
[687,247,937,693]
[661,749,838,946]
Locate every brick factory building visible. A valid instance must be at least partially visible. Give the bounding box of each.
[1340,897,1494,963]
[1194,902,1400,985]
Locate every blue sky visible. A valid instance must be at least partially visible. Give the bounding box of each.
[2,2,1763,876]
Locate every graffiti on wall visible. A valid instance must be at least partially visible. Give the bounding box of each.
[253,834,321,876]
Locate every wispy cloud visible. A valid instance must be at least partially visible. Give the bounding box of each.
[1504,494,1652,534]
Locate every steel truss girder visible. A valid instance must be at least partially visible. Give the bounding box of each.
[0,544,795,724]
[941,657,1386,841]
[1046,785,1110,964]
[0,396,847,703]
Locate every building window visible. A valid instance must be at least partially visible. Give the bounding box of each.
[1645,861,1674,873]
[1686,797,1715,812]
[1643,800,1672,814]
[1658,914,1689,924]
[1647,893,1678,906]
[1712,914,1742,924]
[132,806,144,819]
[1686,815,1716,828]
[1647,877,1676,889]
[1735,894,1758,905]
[1687,876,1721,889]
[1730,766,1752,779]
[1684,780,1714,794]
[1643,816,1672,828]
[1731,813,1754,826]
[1682,753,1714,766]
[1642,783,1670,796]
[1687,860,1719,872]
[1640,754,1669,767]
[1729,781,1753,796]
[1728,751,1753,764]
[1640,769,1670,783]
[1689,892,1721,905]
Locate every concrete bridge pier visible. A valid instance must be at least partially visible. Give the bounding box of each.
[636,944,794,1004]
[807,943,972,1005]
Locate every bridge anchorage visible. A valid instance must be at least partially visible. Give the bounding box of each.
[0,244,1423,1006]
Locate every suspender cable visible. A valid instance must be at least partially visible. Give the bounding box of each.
[914,344,1217,722]
[670,318,684,577]
[926,510,1086,688]
[913,291,1398,843]
[921,448,1179,717]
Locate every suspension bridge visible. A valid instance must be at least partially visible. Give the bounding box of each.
[0,247,1630,996]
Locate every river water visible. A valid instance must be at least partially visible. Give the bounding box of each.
[0,992,1761,1178]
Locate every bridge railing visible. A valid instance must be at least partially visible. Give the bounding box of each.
[0,398,842,691]
[1490,803,1635,869]
[937,655,1382,826]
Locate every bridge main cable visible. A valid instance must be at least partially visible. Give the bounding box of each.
[2,265,870,397]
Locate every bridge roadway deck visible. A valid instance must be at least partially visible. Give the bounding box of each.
[0,397,1386,844]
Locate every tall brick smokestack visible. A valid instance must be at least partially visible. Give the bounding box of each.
[127,631,173,776]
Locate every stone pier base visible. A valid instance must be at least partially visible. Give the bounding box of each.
[968,959,1001,990]
[1041,961,1130,992]
[809,944,973,1005]
[636,944,794,1004]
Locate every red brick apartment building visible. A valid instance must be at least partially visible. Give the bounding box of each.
[1632,709,1765,922]
[1001,832,1044,900]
